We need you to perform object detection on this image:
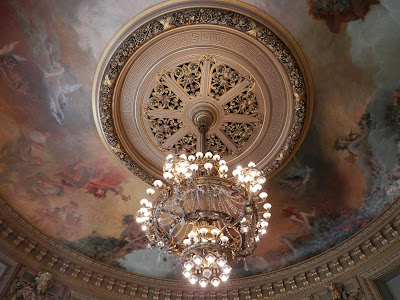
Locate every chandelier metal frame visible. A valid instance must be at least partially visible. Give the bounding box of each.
[136,111,272,288]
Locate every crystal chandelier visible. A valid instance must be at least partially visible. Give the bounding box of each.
[136,108,272,287]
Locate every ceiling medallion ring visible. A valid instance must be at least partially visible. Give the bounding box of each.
[94,3,313,185]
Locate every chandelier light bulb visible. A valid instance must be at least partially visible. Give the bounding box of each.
[255,236,260,242]
[183,239,191,246]
[165,162,173,170]
[223,265,232,273]
[190,164,199,171]
[196,152,204,158]
[189,276,198,284]
[220,236,229,243]
[166,154,174,160]
[199,278,208,288]
[153,180,163,188]
[179,154,188,160]
[219,165,228,173]
[204,163,213,170]
[163,172,173,179]
[185,172,192,178]
[263,212,271,219]
[146,188,155,195]
[139,207,149,215]
[183,270,192,278]
[205,152,213,158]
[141,225,147,231]
[184,261,194,270]
[232,169,239,177]
[258,176,266,184]
[211,278,220,287]
[188,155,196,161]
[251,184,262,193]
[260,228,267,235]
[193,255,203,265]
[248,161,256,167]
[219,160,226,165]
[188,231,197,239]
[140,198,149,206]
[263,202,272,210]
[217,257,227,267]
[220,273,229,282]
[259,192,268,199]
[206,253,216,263]
[260,220,269,228]
[210,228,220,236]
[199,227,208,235]
[213,154,220,160]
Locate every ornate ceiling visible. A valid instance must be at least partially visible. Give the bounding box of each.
[0,0,400,297]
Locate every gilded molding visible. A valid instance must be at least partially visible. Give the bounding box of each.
[0,197,399,299]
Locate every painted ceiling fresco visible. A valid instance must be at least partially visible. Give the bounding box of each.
[0,0,400,279]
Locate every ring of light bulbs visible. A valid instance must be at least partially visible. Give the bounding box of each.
[136,152,271,287]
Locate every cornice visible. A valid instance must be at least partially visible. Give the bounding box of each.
[0,197,399,299]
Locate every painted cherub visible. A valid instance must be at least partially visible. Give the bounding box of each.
[279,206,316,258]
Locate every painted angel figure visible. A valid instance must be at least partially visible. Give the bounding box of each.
[39,43,82,125]
[279,206,316,258]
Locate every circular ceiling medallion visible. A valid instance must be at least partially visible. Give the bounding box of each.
[93,0,313,183]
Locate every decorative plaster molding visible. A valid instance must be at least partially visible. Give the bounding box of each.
[0,197,399,299]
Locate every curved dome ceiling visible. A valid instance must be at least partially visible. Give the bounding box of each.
[0,0,399,284]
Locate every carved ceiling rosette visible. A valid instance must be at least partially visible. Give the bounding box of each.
[93,0,313,183]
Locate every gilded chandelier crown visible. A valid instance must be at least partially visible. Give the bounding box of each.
[136,109,272,287]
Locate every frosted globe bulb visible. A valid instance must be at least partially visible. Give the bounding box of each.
[190,164,198,171]
[263,202,272,210]
[183,239,191,246]
[199,278,208,287]
[153,180,163,188]
[166,154,174,160]
[193,255,203,265]
[205,152,213,158]
[204,163,213,170]
[196,152,204,158]
[263,212,271,219]
[184,261,194,270]
[258,176,266,184]
[220,274,229,282]
[179,154,187,160]
[199,227,208,235]
[189,276,197,284]
[223,265,232,273]
[206,254,216,263]
[248,162,256,167]
[188,155,196,161]
[140,198,149,206]
[183,270,192,278]
[146,188,155,196]
[219,160,226,165]
[211,278,220,287]
[217,258,226,267]
[211,229,220,236]
[213,154,220,160]
[141,225,147,231]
